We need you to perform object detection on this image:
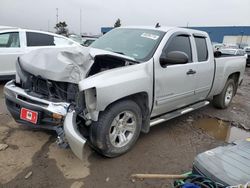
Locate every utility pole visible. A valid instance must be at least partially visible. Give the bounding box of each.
[48,20,50,31]
[80,8,82,35]
[56,8,59,24]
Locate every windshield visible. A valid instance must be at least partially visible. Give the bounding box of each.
[91,28,165,61]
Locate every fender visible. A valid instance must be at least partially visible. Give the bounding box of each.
[78,60,154,121]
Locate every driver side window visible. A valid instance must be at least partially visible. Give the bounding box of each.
[164,35,192,63]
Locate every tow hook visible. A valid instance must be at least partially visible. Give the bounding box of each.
[56,127,69,149]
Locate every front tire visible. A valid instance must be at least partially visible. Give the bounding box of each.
[213,79,236,109]
[90,100,142,157]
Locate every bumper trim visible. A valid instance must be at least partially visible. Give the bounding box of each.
[64,110,87,160]
[4,80,70,116]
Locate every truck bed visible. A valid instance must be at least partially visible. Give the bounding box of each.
[209,55,246,97]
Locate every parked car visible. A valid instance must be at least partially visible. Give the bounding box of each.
[244,47,250,66]
[82,37,97,47]
[223,43,239,49]
[212,42,225,51]
[0,26,81,80]
[220,48,246,56]
[68,34,84,45]
[4,26,246,159]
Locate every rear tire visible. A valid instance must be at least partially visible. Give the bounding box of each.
[213,79,236,109]
[90,100,142,157]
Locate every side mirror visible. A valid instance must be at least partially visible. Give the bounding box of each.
[214,51,222,58]
[160,51,189,67]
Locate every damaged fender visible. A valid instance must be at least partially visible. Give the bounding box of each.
[79,60,154,121]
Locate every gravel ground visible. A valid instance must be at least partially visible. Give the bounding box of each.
[0,68,249,188]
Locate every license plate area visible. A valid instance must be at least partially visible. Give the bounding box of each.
[20,108,38,124]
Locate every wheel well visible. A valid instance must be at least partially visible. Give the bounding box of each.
[228,72,240,83]
[104,92,151,133]
[228,72,240,95]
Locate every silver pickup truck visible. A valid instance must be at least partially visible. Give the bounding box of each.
[4,26,246,159]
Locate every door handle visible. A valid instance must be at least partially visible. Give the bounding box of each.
[186,69,196,75]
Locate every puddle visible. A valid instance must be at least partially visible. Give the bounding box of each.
[194,118,250,142]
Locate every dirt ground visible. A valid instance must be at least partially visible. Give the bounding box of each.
[0,68,249,188]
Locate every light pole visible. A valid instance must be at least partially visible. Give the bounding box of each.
[48,20,50,31]
[80,8,82,35]
[56,8,59,24]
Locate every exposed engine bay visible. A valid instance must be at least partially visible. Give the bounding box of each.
[87,55,137,77]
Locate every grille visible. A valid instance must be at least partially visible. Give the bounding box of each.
[32,77,49,96]
[27,76,78,103]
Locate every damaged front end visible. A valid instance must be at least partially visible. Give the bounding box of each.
[4,46,139,159]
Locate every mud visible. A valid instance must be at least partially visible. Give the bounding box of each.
[0,68,249,188]
[194,118,250,142]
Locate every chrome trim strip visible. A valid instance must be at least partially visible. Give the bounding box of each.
[4,80,70,116]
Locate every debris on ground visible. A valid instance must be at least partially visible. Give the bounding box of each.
[186,116,194,123]
[131,173,189,181]
[70,181,84,188]
[24,171,33,179]
[0,143,8,151]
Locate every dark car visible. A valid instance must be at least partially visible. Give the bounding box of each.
[244,47,250,66]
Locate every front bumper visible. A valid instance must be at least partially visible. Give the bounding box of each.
[4,80,70,130]
[4,80,88,159]
[64,111,87,160]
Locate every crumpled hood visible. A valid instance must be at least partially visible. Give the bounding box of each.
[19,46,136,83]
[19,46,92,83]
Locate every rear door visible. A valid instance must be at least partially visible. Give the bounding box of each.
[152,32,197,116]
[193,35,214,100]
[0,31,23,77]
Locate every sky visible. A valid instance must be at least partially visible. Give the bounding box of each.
[1,0,250,35]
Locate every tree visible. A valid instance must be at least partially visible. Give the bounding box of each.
[114,19,121,27]
[55,21,69,36]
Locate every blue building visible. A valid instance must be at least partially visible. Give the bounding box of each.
[101,27,114,34]
[190,26,250,43]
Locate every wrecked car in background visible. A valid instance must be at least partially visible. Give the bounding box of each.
[4,26,246,159]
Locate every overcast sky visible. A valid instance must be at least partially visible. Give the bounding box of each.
[1,0,250,35]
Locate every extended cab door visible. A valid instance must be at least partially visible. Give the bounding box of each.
[192,35,214,100]
[0,31,24,77]
[152,32,197,116]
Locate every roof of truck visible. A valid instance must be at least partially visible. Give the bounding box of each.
[119,26,209,36]
[0,25,19,31]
